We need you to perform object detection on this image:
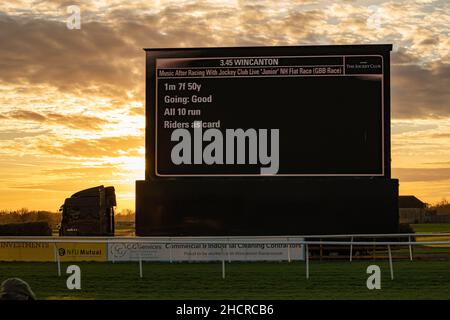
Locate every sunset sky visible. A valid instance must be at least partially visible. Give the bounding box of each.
[0,0,449,211]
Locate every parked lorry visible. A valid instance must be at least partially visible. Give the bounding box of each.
[59,185,116,236]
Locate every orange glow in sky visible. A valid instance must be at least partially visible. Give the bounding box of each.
[0,0,449,211]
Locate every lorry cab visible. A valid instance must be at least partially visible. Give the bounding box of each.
[59,185,116,236]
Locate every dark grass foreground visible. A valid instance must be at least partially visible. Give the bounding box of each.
[0,261,449,300]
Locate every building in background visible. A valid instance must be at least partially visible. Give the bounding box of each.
[399,195,427,224]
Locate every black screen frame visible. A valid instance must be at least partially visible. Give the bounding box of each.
[145,45,392,180]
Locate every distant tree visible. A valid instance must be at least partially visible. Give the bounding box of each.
[120,209,134,216]
[115,209,135,222]
[429,198,450,215]
[0,209,61,227]
[18,208,29,215]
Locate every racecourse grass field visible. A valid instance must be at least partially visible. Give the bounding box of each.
[3,223,450,300]
[412,224,450,233]
[1,260,450,299]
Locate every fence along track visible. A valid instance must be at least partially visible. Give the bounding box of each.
[1,233,450,279]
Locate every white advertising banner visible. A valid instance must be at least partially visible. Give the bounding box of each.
[108,238,304,262]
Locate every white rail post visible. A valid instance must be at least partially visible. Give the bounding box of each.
[305,243,309,280]
[287,237,291,263]
[221,246,226,279]
[388,244,394,280]
[169,238,173,263]
[227,239,231,263]
[222,258,226,279]
[111,240,115,264]
[53,243,61,277]
[349,236,354,262]
[138,243,143,278]
[372,238,376,260]
[408,235,413,261]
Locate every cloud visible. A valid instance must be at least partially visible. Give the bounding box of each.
[391,48,419,65]
[9,110,46,121]
[43,165,116,175]
[393,167,450,182]
[392,60,450,119]
[430,132,450,139]
[128,106,144,115]
[422,161,450,166]
[38,135,143,157]
[45,112,110,130]
[0,14,139,93]
[391,121,438,134]
[7,109,110,130]
[0,129,49,140]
